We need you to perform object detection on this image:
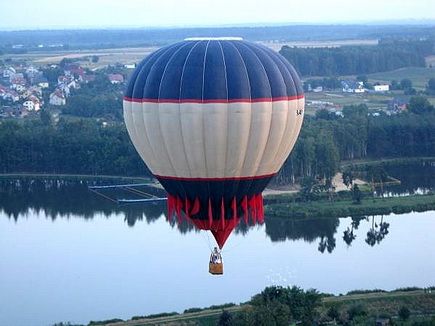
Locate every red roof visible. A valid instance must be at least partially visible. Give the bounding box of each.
[67,68,86,76]
[108,74,124,82]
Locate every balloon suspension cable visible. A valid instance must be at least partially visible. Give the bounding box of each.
[201,230,213,252]
[219,236,243,255]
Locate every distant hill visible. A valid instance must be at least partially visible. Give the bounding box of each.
[0,24,434,49]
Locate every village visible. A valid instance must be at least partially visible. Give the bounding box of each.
[0,60,126,118]
[0,53,431,120]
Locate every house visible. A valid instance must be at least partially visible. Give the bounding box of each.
[36,76,49,88]
[341,80,365,93]
[25,66,40,83]
[1,104,28,118]
[58,75,74,85]
[3,91,20,103]
[23,100,36,111]
[26,66,39,75]
[374,84,390,92]
[388,98,407,112]
[11,76,27,92]
[23,95,41,111]
[3,67,16,79]
[23,86,42,99]
[108,74,124,84]
[49,89,66,106]
[65,68,86,79]
[80,74,95,83]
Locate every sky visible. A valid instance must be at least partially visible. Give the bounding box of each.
[1,0,435,30]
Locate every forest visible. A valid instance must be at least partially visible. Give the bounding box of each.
[0,99,434,185]
[279,38,434,76]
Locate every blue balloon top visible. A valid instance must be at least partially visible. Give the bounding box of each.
[124,38,303,103]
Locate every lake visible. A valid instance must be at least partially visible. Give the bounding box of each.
[1,175,435,326]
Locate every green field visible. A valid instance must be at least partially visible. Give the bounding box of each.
[0,46,159,70]
[368,67,434,90]
[305,91,393,112]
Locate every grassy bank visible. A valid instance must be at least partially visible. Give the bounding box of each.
[264,194,435,219]
[88,289,435,326]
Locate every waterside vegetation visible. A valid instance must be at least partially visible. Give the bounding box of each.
[56,286,435,326]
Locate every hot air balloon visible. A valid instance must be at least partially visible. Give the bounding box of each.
[123,37,304,258]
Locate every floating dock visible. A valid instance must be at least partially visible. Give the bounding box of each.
[88,183,167,205]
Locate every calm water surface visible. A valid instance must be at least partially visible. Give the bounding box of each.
[1,177,434,326]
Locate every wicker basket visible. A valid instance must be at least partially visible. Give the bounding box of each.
[209,263,224,275]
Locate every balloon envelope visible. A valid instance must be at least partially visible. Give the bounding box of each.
[124,38,304,248]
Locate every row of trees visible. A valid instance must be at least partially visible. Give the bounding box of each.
[0,98,434,183]
[279,38,433,77]
[274,98,435,187]
[0,118,149,176]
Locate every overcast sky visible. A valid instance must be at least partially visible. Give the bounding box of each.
[1,0,435,30]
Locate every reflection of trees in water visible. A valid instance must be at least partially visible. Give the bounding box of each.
[1,178,392,250]
[0,178,166,224]
[341,215,390,248]
[265,218,339,253]
[343,216,366,246]
[265,214,391,253]
[365,215,390,246]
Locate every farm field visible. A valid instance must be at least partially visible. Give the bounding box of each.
[305,91,393,111]
[368,67,435,90]
[2,38,379,70]
[1,46,160,70]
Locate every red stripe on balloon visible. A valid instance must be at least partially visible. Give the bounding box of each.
[154,173,276,181]
[123,94,304,104]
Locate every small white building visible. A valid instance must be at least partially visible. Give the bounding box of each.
[341,80,365,93]
[374,84,390,92]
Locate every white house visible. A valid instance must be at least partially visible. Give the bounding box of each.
[49,89,66,106]
[3,67,16,79]
[374,84,390,92]
[341,80,365,93]
[23,100,35,111]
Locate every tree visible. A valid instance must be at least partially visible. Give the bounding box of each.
[347,303,368,321]
[427,77,435,94]
[327,305,340,321]
[218,310,233,326]
[232,307,255,326]
[342,171,354,188]
[407,96,434,114]
[299,176,319,201]
[400,78,412,90]
[398,305,411,320]
[356,75,368,84]
[352,184,362,204]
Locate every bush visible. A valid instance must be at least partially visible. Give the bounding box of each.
[183,307,203,313]
[346,289,386,295]
[347,303,368,321]
[131,312,179,320]
[399,305,411,321]
[88,319,123,326]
